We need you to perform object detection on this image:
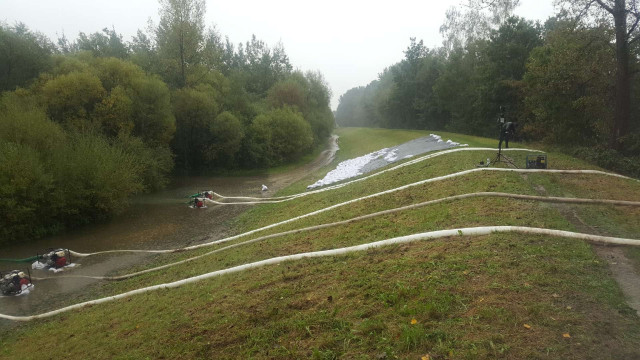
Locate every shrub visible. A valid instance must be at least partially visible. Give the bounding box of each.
[205,111,244,168]
[570,146,640,178]
[267,106,313,163]
[48,133,144,226]
[0,142,54,244]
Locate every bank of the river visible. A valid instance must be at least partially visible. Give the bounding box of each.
[1,128,639,359]
[0,135,340,318]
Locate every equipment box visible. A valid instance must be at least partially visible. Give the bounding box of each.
[526,154,547,169]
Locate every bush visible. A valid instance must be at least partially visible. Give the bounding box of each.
[114,133,174,191]
[205,111,244,168]
[170,86,219,171]
[40,70,106,130]
[0,94,158,243]
[268,107,313,162]
[48,133,144,226]
[246,107,313,166]
[0,142,54,244]
[570,146,640,179]
[0,93,65,152]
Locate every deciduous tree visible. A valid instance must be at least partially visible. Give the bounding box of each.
[557,0,640,148]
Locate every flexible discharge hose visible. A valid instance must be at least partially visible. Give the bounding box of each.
[37,192,640,282]
[0,256,41,263]
[3,226,639,321]
[208,168,635,205]
[70,167,638,257]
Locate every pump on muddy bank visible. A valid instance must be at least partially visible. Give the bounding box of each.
[188,190,213,208]
[0,269,33,296]
[189,190,214,200]
[192,197,206,208]
[32,248,72,270]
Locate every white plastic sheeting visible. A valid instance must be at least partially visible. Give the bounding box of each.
[307,148,391,189]
[306,134,466,189]
[3,226,640,321]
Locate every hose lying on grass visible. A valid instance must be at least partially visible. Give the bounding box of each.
[38,192,640,282]
[70,167,639,258]
[211,147,545,203]
[3,226,639,321]
[208,168,636,205]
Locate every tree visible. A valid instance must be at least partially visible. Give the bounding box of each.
[414,50,448,130]
[523,23,615,144]
[267,107,313,163]
[170,86,219,171]
[130,29,159,74]
[40,70,106,131]
[0,23,55,91]
[205,111,244,168]
[201,27,225,72]
[247,107,313,165]
[156,0,206,87]
[440,0,521,52]
[335,86,369,127]
[302,71,334,143]
[267,78,306,110]
[557,0,640,148]
[388,38,427,128]
[77,27,129,59]
[239,36,293,96]
[433,42,486,134]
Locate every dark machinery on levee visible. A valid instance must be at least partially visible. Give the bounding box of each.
[478,106,547,168]
[494,106,517,166]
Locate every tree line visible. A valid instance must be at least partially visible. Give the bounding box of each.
[335,0,640,175]
[0,0,333,244]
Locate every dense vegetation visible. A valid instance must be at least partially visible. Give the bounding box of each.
[335,0,640,176]
[0,0,333,244]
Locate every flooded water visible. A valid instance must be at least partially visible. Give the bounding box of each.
[0,136,339,320]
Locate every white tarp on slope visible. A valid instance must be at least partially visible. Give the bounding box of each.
[307,134,467,189]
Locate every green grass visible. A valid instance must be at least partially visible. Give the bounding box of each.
[332,128,432,162]
[2,127,640,359]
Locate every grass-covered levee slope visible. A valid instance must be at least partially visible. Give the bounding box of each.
[2,128,640,359]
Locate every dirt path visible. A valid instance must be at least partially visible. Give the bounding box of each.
[524,175,640,316]
[266,134,339,192]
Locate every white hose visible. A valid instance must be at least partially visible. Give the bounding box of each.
[212,147,544,202]
[210,167,635,205]
[4,226,639,321]
[71,167,638,257]
[44,192,640,281]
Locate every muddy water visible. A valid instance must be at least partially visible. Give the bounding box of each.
[0,135,339,319]
[0,176,265,317]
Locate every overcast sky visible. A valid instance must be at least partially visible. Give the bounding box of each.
[1,0,556,110]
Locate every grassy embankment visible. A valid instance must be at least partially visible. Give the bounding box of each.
[1,127,639,359]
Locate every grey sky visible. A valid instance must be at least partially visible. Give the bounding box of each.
[1,0,555,110]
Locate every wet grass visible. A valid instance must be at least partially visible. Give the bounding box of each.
[1,128,640,359]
